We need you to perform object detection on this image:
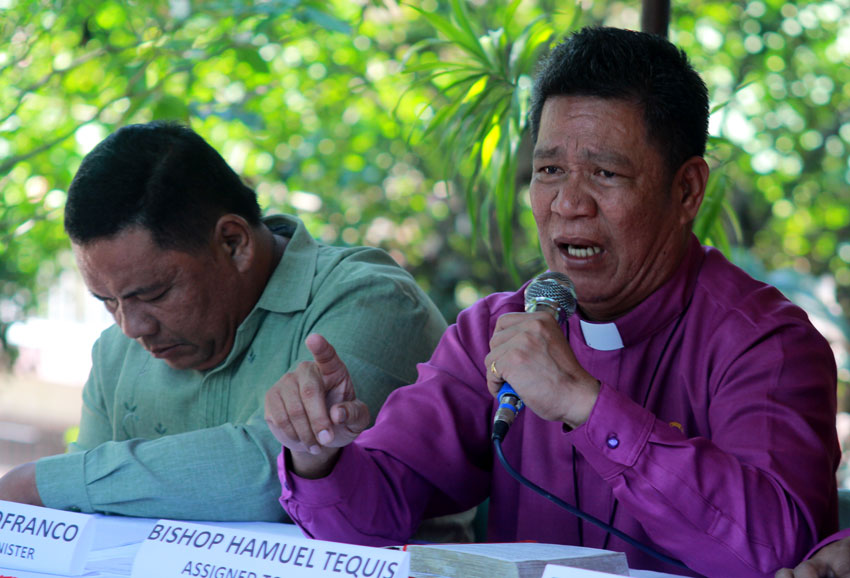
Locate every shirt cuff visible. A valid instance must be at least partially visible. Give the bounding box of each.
[805,529,850,560]
[279,444,365,508]
[574,382,656,479]
[35,451,93,513]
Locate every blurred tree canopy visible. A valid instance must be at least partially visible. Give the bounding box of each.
[1,0,848,382]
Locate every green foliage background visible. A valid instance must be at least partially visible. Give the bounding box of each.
[2,0,849,388]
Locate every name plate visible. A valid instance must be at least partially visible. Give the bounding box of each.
[131,520,410,578]
[542,564,625,578]
[0,500,95,575]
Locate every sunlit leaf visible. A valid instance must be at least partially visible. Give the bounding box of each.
[2,0,849,367]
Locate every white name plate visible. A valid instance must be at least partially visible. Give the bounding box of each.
[0,500,95,575]
[131,520,410,578]
[542,564,626,578]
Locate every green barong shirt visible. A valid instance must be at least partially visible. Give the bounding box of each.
[35,214,447,521]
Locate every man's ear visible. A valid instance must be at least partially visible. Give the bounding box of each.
[673,156,710,225]
[213,214,255,272]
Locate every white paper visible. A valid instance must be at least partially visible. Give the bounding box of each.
[542,564,626,578]
[629,570,691,578]
[542,565,690,578]
[89,516,158,551]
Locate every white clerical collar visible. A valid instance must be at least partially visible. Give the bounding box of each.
[580,319,624,351]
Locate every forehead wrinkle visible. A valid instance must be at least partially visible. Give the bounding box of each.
[533,145,561,160]
[582,148,635,170]
[533,142,635,171]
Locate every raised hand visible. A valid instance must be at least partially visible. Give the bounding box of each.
[265,334,370,478]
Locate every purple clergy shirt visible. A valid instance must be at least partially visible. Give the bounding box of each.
[279,236,839,578]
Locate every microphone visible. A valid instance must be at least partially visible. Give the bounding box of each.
[492,271,577,441]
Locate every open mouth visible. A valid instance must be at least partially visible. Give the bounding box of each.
[563,244,602,258]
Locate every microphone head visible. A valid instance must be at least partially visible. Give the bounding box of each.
[524,271,577,322]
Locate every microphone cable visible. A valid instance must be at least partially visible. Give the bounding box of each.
[490,269,692,571]
[492,436,689,572]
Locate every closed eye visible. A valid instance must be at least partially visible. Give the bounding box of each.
[143,288,170,303]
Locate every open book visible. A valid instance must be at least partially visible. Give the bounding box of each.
[404,542,630,578]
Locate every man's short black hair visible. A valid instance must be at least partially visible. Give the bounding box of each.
[529,26,709,173]
[64,121,263,250]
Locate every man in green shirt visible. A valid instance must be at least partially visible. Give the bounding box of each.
[0,121,447,522]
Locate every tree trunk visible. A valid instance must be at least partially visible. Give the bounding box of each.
[641,0,670,37]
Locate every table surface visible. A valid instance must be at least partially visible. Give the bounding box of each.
[0,514,690,578]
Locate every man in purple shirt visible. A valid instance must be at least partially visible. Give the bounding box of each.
[264,26,839,578]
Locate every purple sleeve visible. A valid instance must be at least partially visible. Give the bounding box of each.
[573,324,838,577]
[277,292,516,544]
[277,443,431,545]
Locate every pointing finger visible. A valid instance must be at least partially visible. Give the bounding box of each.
[306,333,351,388]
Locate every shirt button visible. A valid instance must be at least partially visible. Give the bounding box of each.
[606,434,620,449]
